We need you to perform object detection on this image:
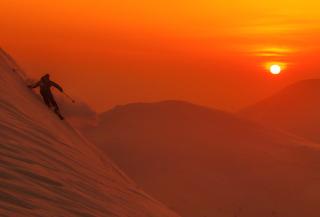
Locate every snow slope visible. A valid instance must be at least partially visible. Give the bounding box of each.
[0,48,179,217]
[84,101,320,217]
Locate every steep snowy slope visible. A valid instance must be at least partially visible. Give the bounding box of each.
[84,101,320,217]
[0,49,179,217]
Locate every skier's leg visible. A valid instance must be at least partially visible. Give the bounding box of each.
[48,93,64,120]
[41,93,51,108]
[46,92,58,111]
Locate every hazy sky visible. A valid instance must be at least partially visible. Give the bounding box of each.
[1,0,320,112]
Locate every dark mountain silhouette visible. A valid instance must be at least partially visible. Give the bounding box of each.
[83,100,320,217]
[240,79,320,143]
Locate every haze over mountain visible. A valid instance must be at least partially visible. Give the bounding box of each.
[240,79,320,143]
[83,100,320,217]
[0,49,179,217]
[57,96,98,129]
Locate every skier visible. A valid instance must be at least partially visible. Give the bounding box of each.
[28,74,64,120]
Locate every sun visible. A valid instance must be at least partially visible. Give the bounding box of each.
[269,64,282,75]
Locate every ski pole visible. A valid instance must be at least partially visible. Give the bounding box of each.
[63,92,76,103]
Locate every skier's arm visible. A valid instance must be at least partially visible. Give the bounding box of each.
[28,81,40,89]
[50,81,63,92]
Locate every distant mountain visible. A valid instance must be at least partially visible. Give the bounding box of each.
[83,100,320,217]
[240,79,320,143]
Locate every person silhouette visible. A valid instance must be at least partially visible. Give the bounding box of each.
[28,74,64,120]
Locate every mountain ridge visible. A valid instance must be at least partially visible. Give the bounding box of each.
[240,78,320,143]
[84,99,320,217]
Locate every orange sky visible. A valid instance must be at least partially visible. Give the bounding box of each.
[1,0,320,112]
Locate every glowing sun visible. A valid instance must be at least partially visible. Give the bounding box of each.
[270,64,282,75]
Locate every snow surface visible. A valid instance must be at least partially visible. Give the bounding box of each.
[0,48,179,217]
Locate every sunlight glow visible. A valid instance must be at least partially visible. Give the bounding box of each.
[270,64,281,75]
[265,62,286,75]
